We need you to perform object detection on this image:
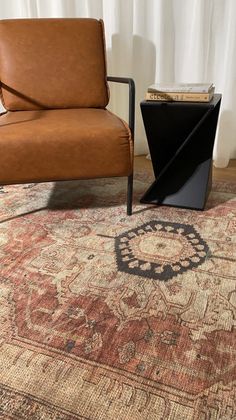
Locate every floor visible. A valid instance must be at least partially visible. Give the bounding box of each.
[134,156,236,182]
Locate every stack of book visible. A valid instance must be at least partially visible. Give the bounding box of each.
[146,83,215,102]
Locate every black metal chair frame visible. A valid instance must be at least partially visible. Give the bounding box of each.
[107,77,135,215]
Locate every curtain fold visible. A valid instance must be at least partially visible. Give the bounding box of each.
[0,0,235,165]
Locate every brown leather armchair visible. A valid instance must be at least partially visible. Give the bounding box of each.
[0,18,135,214]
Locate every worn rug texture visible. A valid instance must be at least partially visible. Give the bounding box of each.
[0,172,235,419]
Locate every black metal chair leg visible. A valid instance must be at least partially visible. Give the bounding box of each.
[127,174,133,215]
[107,77,135,216]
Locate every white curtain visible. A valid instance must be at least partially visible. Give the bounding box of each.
[0,0,235,166]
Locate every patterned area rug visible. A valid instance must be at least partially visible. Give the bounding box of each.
[0,172,235,419]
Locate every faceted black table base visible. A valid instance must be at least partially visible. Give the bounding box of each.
[140,95,221,210]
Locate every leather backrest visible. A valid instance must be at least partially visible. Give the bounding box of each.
[0,18,109,110]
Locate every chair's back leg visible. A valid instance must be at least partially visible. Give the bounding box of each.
[127,174,133,215]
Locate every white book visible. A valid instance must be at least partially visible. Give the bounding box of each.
[148,83,214,93]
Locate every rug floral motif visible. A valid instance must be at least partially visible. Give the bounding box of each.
[0,172,235,419]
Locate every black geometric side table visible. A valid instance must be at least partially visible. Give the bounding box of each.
[140,94,221,210]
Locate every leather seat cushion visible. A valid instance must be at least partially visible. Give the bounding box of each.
[0,109,133,184]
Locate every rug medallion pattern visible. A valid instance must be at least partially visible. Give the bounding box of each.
[0,174,235,419]
[115,220,209,280]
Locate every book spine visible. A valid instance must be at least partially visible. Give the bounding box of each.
[146,92,212,102]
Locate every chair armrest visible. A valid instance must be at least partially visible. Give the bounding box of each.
[107,76,135,139]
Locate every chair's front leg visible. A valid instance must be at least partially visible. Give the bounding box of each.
[127,174,133,216]
[107,76,135,215]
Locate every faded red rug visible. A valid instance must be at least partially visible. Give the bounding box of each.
[0,172,235,419]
